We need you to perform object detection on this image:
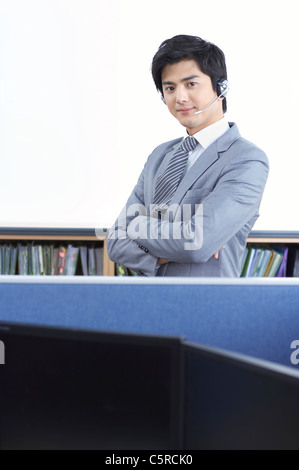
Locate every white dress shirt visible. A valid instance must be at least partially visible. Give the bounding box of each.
[184,117,230,173]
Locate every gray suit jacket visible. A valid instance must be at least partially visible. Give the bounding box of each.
[107,122,269,277]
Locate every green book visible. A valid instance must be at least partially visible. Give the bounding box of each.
[9,245,18,275]
[250,248,265,277]
[43,245,51,275]
[241,246,255,277]
[240,247,248,274]
[263,250,275,277]
[116,263,129,276]
[267,251,284,277]
[248,248,263,277]
[18,245,29,275]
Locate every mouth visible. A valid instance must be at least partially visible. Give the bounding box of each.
[177,107,194,115]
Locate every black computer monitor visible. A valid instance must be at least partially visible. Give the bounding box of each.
[0,322,184,450]
[183,341,299,450]
[2,321,299,451]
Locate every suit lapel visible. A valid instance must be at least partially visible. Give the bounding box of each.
[171,122,240,206]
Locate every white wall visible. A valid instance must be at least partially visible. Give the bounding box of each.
[0,0,298,231]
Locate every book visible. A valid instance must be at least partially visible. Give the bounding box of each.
[80,246,88,276]
[95,247,103,276]
[115,263,136,277]
[58,245,67,275]
[65,244,79,275]
[240,247,248,274]
[52,246,60,275]
[248,248,264,277]
[42,245,51,275]
[4,245,11,275]
[88,246,96,276]
[267,250,284,277]
[263,250,275,277]
[30,244,41,275]
[241,246,256,277]
[256,249,273,277]
[116,263,129,276]
[18,244,29,275]
[275,247,289,277]
[293,249,299,277]
[9,245,18,275]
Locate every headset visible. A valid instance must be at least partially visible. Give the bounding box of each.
[217,78,229,97]
[160,78,229,114]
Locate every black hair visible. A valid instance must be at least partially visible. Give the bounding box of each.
[151,34,227,113]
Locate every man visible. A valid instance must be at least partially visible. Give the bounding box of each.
[107,34,269,277]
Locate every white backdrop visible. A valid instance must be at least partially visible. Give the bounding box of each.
[0,0,298,231]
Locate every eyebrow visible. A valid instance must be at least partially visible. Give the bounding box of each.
[162,75,200,86]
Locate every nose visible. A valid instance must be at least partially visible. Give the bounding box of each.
[175,86,189,104]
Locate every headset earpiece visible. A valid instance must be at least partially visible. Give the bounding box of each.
[217,79,229,97]
[194,79,229,115]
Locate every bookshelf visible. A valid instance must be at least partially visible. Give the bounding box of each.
[0,227,115,277]
[1,228,298,278]
[246,230,299,277]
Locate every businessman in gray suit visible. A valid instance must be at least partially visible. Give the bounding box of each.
[107,35,269,277]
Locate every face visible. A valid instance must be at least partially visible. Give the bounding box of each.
[161,59,224,135]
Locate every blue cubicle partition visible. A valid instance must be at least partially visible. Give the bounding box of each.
[0,276,298,369]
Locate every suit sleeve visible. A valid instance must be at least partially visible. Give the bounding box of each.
[106,164,159,276]
[126,148,269,263]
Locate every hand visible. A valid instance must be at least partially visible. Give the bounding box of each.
[157,248,224,264]
[213,246,225,259]
[157,257,168,265]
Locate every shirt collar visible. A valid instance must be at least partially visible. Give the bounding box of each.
[186,117,229,150]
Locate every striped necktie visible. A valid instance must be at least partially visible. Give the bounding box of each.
[153,135,198,212]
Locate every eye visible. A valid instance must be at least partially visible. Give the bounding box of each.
[187,81,197,87]
[164,86,175,94]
